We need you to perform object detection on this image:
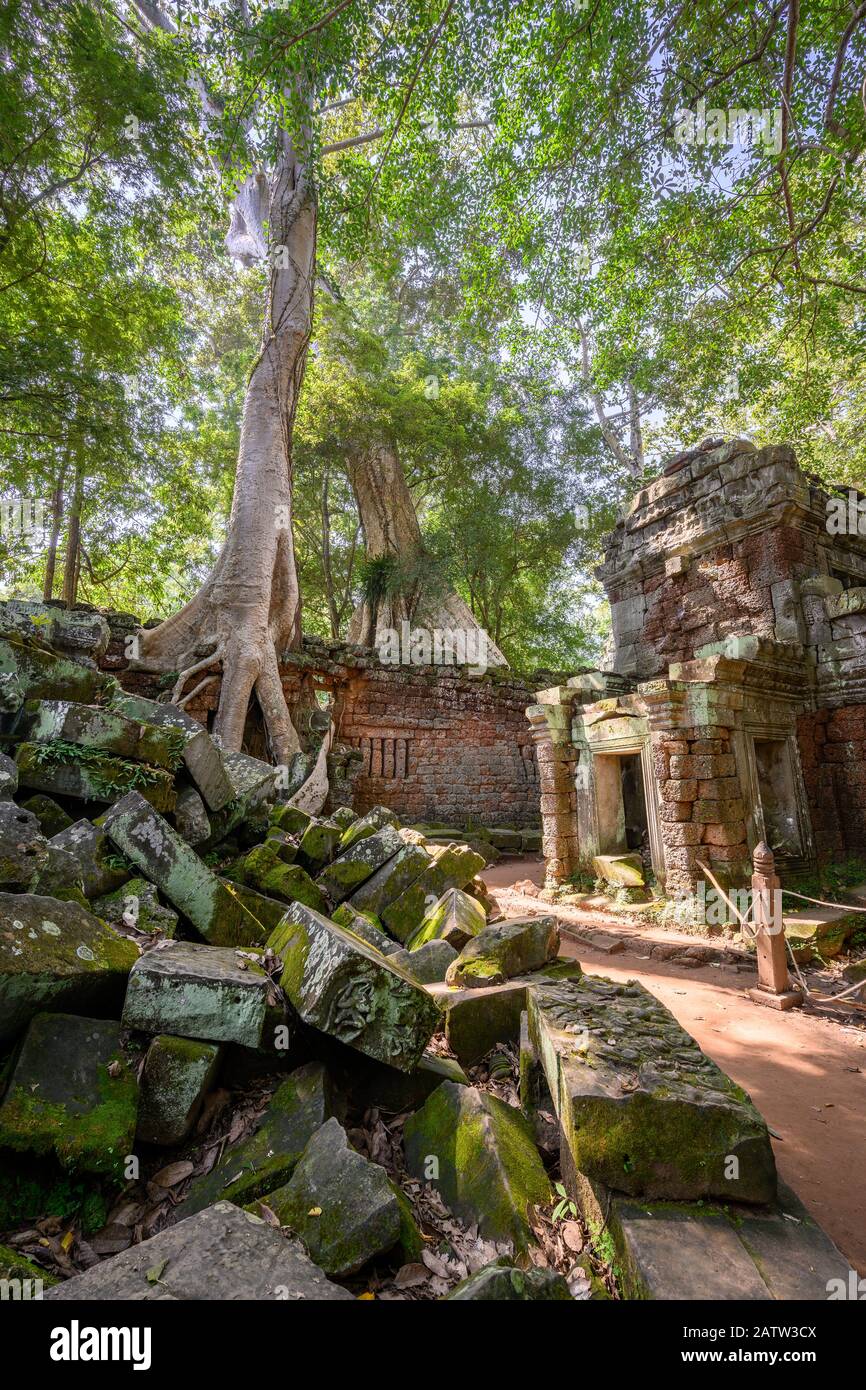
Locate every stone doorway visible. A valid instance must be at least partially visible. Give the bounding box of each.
[593,749,653,876]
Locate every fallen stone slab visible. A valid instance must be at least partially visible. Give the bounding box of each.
[338,804,399,853]
[269,902,440,1072]
[527,974,776,1204]
[254,862,328,915]
[0,801,49,890]
[122,940,274,1048]
[446,916,559,988]
[50,819,130,899]
[0,1012,137,1177]
[393,939,457,984]
[322,1048,468,1114]
[384,849,485,943]
[0,892,138,1043]
[0,602,110,662]
[296,817,342,872]
[20,793,72,837]
[136,1034,222,1146]
[593,853,645,887]
[446,1263,571,1300]
[0,751,16,799]
[174,785,211,846]
[315,825,404,904]
[347,842,432,917]
[45,1201,353,1301]
[220,879,288,933]
[406,887,488,952]
[109,691,233,811]
[16,699,186,769]
[561,1137,849,1301]
[433,962,584,1067]
[269,803,311,835]
[331,902,403,956]
[16,742,176,812]
[103,792,264,946]
[92,878,178,937]
[0,636,112,705]
[178,1063,337,1215]
[260,1118,401,1277]
[404,1082,550,1250]
[203,749,277,844]
[31,840,84,899]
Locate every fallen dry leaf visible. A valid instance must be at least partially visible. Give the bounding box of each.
[151,1160,195,1188]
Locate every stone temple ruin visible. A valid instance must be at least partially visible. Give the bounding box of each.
[529,439,866,897]
[0,446,857,1302]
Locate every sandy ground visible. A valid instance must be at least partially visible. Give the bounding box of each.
[482,856,866,1275]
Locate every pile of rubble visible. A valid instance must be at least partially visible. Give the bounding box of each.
[0,602,848,1302]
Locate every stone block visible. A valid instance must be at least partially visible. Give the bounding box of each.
[122,940,275,1048]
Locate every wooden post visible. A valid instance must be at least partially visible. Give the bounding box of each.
[747,841,802,1010]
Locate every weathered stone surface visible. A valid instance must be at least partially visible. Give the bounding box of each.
[446,916,559,988]
[406,886,487,951]
[31,840,84,898]
[528,975,776,1203]
[103,792,264,946]
[316,825,404,903]
[347,842,432,917]
[297,817,341,872]
[19,793,72,837]
[109,691,233,811]
[257,862,327,914]
[46,1201,353,1301]
[331,902,402,955]
[91,877,178,937]
[592,853,645,887]
[203,749,277,844]
[0,602,109,661]
[16,699,185,769]
[178,1064,336,1215]
[0,892,138,1042]
[174,785,211,846]
[392,938,457,983]
[137,1034,222,1146]
[325,1048,468,1114]
[16,742,176,812]
[269,803,311,835]
[50,818,130,899]
[446,1263,571,1300]
[0,636,112,705]
[0,751,17,799]
[338,804,399,853]
[404,1082,550,1250]
[441,979,531,1066]
[261,1118,400,1276]
[269,902,440,1072]
[0,1012,137,1177]
[219,879,288,933]
[123,940,278,1047]
[0,801,48,889]
[384,849,485,942]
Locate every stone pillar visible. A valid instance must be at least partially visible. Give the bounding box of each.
[747,841,802,1011]
[527,698,579,886]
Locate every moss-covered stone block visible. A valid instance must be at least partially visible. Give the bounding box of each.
[446,915,559,988]
[269,803,311,835]
[16,741,176,812]
[0,636,112,705]
[178,1062,337,1216]
[403,1082,551,1250]
[527,974,776,1204]
[103,792,264,946]
[91,877,178,937]
[315,825,404,904]
[109,691,233,812]
[49,818,130,899]
[337,804,399,853]
[0,892,138,1044]
[259,862,327,914]
[122,940,274,1048]
[383,848,485,943]
[347,843,432,917]
[136,1034,222,1146]
[17,699,186,770]
[0,1242,59,1289]
[258,1118,400,1277]
[296,818,342,873]
[332,902,402,955]
[405,886,487,951]
[0,1013,137,1178]
[20,794,73,838]
[268,901,440,1072]
[0,801,49,890]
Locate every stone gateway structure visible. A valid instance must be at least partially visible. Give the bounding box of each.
[529,439,866,893]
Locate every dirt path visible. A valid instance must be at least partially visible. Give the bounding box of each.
[482,858,866,1275]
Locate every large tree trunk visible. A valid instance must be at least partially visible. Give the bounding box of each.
[346,442,508,666]
[62,452,84,608]
[43,465,65,601]
[132,160,315,763]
